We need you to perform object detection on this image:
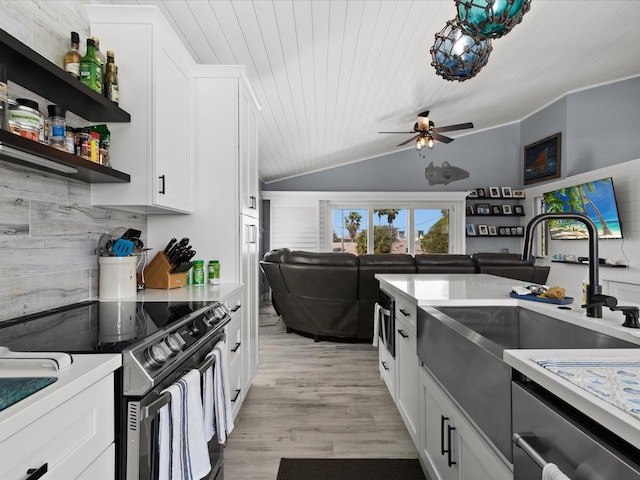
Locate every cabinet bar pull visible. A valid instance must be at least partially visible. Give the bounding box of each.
[158,174,166,194]
[440,415,448,455]
[26,463,48,480]
[397,329,408,339]
[381,361,389,371]
[399,308,410,317]
[231,342,241,352]
[230,304,242,312]
[447,425,457,467]
[231,388,241,402]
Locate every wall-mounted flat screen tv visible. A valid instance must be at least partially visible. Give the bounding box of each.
[543,177,623,240]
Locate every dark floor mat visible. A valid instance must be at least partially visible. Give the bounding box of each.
[277,458,427,480]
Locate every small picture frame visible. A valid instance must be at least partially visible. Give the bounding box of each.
[476,188,486,198]
[478,224,489,236]
[467,190,478,198]
[489,187,501,198]
[516,226,524,236]
[511,227,519,236]
[502,204,513,215]
[488,225,497,236]
[513,205,524,215]
[512,189,526,199]
[466,224,477,236]
[501,186,512,198]
[466,205,475,215]
[476,204,491,215]
[499,227,509,236]
[491,205,502,215]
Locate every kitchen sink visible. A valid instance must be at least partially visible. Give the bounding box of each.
[417,305,636,462]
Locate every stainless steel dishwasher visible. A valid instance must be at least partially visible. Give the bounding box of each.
[512,380,640,479]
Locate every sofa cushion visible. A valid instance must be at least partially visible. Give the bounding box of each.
[263,247,290,263]
[415,254,476,273]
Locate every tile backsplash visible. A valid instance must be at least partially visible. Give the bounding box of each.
[0,1,148,321]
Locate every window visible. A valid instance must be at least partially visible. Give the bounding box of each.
[333,208,367,253]
[330,206,453,255]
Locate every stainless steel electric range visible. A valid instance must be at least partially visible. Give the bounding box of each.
[0,298,231,480]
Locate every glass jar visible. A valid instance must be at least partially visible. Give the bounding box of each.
[193,260,205,286]
[65,126,76,154]
[47,104,67,151]
[75,128,91,160]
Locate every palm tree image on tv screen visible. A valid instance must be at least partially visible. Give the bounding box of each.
[543,177,623,240]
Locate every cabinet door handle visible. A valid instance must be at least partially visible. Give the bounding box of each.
[231,342,241,352]
[250,195,257,209]
[447,425,457,467]
[381,361,389,371]
[158,174,166,194]
[26,463,48,480]
[399,308,410,317]
[440,415,448,456]
[231,388,242,402]
[230,304,242,312]
[397,329,408,339]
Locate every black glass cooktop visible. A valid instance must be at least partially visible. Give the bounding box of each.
[0,300,216,354]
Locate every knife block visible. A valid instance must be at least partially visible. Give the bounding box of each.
[143,252,187,289]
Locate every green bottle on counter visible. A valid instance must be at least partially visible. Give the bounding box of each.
[79,38,102,94]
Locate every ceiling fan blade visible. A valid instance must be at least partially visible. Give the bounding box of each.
[397,135,419,147]
[378,131,417,134]
[432,131,453,144]
[433,122,474,133]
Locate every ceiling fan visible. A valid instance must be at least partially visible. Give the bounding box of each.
[379,111,474,150]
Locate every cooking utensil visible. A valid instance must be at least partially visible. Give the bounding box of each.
[112,238,134,257]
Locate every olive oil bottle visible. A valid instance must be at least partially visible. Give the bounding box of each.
[103,51,119,105]
[63,31,82,78]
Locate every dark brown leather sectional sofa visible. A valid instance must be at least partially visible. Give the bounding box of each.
[260,249,550,341]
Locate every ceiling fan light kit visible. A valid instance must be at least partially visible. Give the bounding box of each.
[455,0,532,40]
[430,19,493,82]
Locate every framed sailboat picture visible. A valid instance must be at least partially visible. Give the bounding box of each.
[523,133,561,185]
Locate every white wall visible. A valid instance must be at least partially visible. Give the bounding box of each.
[524,157,640,299]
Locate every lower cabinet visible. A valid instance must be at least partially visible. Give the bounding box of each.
[222,287,249,420]
[419,366,511,480]
[378,341,396,402]
[0,374,115,480]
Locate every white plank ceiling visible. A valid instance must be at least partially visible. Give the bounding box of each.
[101,0,640,183]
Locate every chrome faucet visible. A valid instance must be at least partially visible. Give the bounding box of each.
[521,213,603,318]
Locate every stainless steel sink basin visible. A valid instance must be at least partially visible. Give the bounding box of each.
[417,305,635,462]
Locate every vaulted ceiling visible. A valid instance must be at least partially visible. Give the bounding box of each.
[102,1,640,183]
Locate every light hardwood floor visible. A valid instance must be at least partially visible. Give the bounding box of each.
[224,304,418,479]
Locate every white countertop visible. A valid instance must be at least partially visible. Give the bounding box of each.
[93,282,244,304]
[0,354,121,442]
[376,273,640,444]
[376,273,640,345]
[504,349,640,448]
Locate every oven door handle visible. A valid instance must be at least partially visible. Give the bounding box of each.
[141,354,219,419]
[513,432,567,473]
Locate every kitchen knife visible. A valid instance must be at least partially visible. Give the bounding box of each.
[163,238,177,254]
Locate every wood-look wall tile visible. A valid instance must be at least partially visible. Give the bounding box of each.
[0,160,69,204]
[0,195,30,235]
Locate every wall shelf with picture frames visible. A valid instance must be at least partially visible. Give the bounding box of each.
[465,187,526,252]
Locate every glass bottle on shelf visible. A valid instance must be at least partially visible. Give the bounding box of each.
[79,38,102,94]
[103,51,119,105]
[63,31,82,79]
[0,62,8,130]
[91,37,106,84]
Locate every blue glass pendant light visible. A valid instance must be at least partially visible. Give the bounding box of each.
[430,19,492,82]
[455,0,531,39]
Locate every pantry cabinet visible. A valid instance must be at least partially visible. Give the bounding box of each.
[87,6,196,214]
[419,366,511,480]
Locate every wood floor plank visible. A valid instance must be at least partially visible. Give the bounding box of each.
[223,305,418,479]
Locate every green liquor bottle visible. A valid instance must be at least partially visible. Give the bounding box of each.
[79,38,102,94]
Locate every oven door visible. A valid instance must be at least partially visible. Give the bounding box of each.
[125,339,224,480]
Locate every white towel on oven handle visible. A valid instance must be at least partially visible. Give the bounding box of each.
[372,303,381,347]
[203,362,215,442]
[542,463,571,480]
[159,369,211,480]
[204,340,235,444]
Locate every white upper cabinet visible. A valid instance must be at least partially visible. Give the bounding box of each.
[239,87,260,218]
[87,6,195,214]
